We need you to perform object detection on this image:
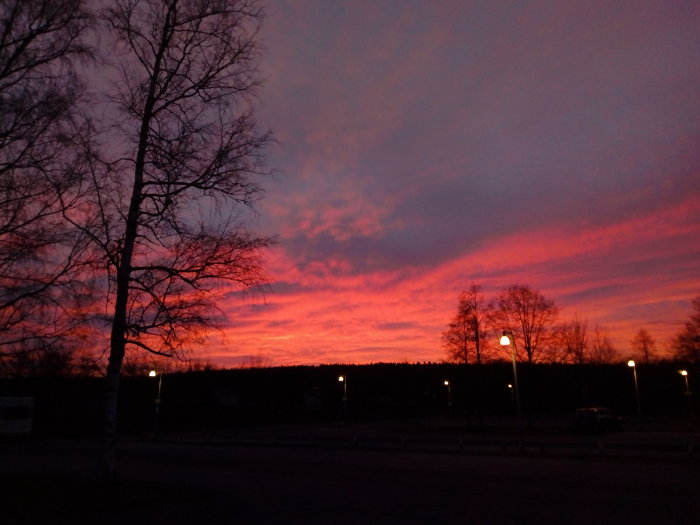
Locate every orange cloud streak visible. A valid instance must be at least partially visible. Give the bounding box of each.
[205,196,700,367]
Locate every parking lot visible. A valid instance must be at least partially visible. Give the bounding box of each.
[2,421,699,524]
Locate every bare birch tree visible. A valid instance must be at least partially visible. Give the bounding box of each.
[72,0,272,478]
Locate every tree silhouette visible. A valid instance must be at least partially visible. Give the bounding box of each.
[442,284,491,364]
[589,325,618,364]
[0,0,94,368]
[68,0,272,479]
[556,316,588,364]
[492,284,558,364]
[672,296,700,363]
[630,328,656,364]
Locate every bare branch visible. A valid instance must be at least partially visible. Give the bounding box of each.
[124,338,172,357]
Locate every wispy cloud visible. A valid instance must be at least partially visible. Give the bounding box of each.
[213,1,700,366]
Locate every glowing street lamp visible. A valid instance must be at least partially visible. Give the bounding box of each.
[628,360,641,418]
[443,380,453,409]
[149,370,163,435]
[500,332,521,421]
[338,375,348,423]
[680,370,690,393]
[679,370,693,424]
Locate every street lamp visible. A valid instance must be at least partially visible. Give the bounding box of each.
[443,380,453,410]
[500,332,521,421]
[149,370,163,435]
[338,375,347,400]
[627,360,641,418]
[679,370,693,425]
[338,375,348,423]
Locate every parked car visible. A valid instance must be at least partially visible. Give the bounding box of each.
[571,407,622,434]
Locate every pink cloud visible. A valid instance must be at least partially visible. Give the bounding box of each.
[209,195,700,366]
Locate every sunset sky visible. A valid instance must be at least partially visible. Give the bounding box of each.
[209,0,700,367]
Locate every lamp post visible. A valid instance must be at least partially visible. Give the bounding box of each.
[443,380,453,412]
[338,375,348,423]
[338,375,347,400]
[679,370,693,426]
[627,360,641,418]
[680,370,690,393]
[500,332,521,421]
[149,370,163,435]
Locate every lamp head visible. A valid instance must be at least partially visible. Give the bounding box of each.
[499,332,511,346]
[149,370,157,377]
[627,360,636,368]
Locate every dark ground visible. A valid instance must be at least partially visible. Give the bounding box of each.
[2,419,699,524]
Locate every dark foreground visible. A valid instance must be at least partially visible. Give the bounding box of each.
[2,426,699,525]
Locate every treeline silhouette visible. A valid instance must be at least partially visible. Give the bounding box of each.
[444,285,700,365]
[3,362,695,437]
